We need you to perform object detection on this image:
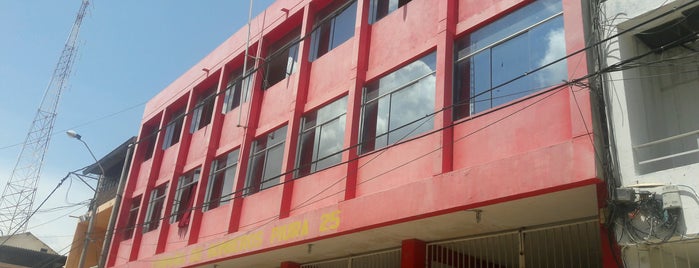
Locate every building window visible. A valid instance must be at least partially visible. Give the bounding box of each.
[296,96,347,177]
[205,149,239,211]
[171,168,200,226]
[222,67,254,113]
[143,184,167,233]
[360,52,436,154]
[369,0,411,24]
[162,108,185,149]
[264,28,301,89]
[245,125,288,195]
[123,195,141,240]
[190,87,216,133]
[453,0,566,119]
[142,125,157,160]
[309,0,357,61]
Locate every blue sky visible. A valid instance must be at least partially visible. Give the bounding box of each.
[0,0,274,254]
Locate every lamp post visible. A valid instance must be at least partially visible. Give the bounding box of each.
[67,130,106,268]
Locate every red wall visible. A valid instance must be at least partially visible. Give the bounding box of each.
[107,0,598,266]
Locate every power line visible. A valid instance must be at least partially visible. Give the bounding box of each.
[0,170,79,247]
[131,20,699,260]
[0,100,146,152]
[100,0,699,263]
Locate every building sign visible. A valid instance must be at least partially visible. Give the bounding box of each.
[153,209,341,268]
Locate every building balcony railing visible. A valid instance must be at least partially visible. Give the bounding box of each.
[633,129,699,175]
[96,177,119,207]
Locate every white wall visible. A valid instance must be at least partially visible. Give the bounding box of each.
[601,0,699,236]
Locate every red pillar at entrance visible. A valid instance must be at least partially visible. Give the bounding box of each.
[281,261,301,268]
[402,239,426,268]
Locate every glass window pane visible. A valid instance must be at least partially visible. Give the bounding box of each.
[491,33,529,87]
[223,73,242,113]
[207,149,238,210]
[360,53,435,154]
[315,116,346,170]
[529,16,567,88]
[297,97,347,176]
[388,76,435,144]
[246,152,265,194]
[360,99,378,153]
[455,50,492,116]
[317,96,348,123]
[460,0,563,54]
[470,51,493,114]
[367,52,437,96]
[297,130,316,176]
[490,34,532,108]
[302,111,318,131]
[286,43,299,75]
[370,0,409,23]
[331,1,357,49]
[269,125,288,145]
[454,0,565,119]
[226,150,240,167]
[311,22,332,60]
[265,28,300,89]
[208,172,224,210]
[261,144,284,190]
[374,97,390,150]
[220,164,236,201]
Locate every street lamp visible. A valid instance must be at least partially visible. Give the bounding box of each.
[67,130,105,268]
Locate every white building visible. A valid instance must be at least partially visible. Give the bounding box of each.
[598,0,699,266]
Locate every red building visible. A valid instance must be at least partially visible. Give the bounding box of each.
[107,0,616,267]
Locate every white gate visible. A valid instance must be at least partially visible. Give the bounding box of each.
[426,219,602,268]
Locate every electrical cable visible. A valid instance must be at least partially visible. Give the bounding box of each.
[29,202,90,229]
[0,101,146,152]
[100,0,699,264]
[0,169,82,248]
[113,10,694,251]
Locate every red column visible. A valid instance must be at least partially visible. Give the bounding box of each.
[434,0,458,175]
[343,0,371,201]
[597,183,621,267]
[156,91,196,254]
[188,66,228,245]
[600,224,622,267]
[401,239,426,268]
[281,261,301,268]
[128,111,167,262]
[279,2,315,219]
[229,40,265,233]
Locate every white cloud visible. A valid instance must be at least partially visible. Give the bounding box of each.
[537,28,568,87]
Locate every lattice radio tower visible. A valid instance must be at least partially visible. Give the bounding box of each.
[0,0,90,235]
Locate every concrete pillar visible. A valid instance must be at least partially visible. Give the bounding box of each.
[401,239,426,268]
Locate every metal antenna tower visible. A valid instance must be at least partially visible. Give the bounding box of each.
[0,0,90,234]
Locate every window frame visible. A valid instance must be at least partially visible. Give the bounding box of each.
[162,108,185,150]
[368,0,412,24]
[264,28,301,89]
[170,168,200,224]
[309,0,357,61]
[143,184,167,233]
[359,52,437,154]
[453,0,565,119]
[295,96,348,177]
[190,87,217,133]
[222,67,254,113]
[244,125,288,195]
[204,149,239,211]
[123,195,142,240]
[142,125,158,160]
